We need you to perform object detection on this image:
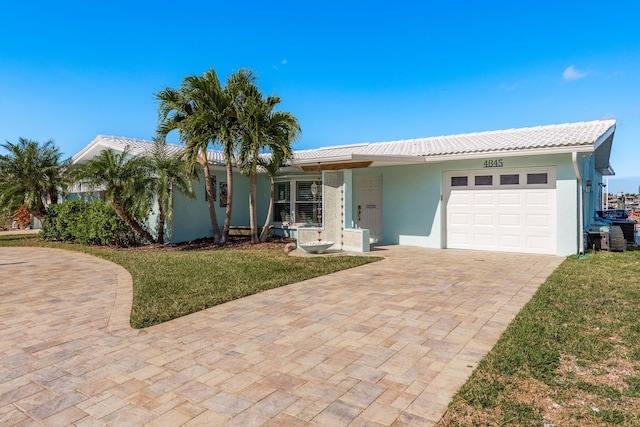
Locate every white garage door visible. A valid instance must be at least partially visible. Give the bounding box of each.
[445,168,557,255]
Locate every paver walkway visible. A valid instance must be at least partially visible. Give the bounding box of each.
[0,246,563,426]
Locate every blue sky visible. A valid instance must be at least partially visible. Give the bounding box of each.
[1,1,639,192]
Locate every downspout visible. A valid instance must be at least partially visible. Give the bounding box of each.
[572,152,584,255]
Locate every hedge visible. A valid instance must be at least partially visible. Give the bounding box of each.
[41,200,138,246]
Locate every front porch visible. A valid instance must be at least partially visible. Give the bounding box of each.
[297,170,372,252]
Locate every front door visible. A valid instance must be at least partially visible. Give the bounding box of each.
[356,175,383,243]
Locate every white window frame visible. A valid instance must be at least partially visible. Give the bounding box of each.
[444,167,556,191]
[274,176,323,227]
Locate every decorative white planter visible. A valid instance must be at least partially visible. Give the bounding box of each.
[298,241,334,254]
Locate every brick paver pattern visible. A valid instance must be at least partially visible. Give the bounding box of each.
[0,245,562,426]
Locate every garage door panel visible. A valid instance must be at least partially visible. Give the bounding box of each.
[499,214,521,227]
[526,192,553,206]
[498,192,522,206]
[473,193,496,205]
[445,168,556,255]
[473,213,494,226]
[450,213,470,227]
[525,236,553,252]
[498,234,522,248]
[472,232,497,247]
[526,214,551,227]
[449,193,470,205]
[449,232,471,245]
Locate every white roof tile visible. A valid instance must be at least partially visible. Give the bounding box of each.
[75,135,226,165]
[292,119,616,162]
[78,120,615,167]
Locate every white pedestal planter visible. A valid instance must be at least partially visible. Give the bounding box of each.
[298,241,334,254]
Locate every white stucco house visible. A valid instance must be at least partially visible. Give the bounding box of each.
[72,119,616,256]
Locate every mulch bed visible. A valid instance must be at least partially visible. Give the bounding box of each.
[122,235,296,252]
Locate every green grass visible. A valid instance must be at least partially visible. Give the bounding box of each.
[0,233,381,328]
[441,249,640,426]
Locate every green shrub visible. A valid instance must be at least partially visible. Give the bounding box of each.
[42,200,138,246]
[0,207,13,230]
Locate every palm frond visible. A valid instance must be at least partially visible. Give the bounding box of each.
[0,138,67,218]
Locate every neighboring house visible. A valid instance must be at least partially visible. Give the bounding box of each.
[72,119,616,256]
[71,135,272,243]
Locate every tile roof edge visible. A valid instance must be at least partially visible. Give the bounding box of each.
[363,119,617,147]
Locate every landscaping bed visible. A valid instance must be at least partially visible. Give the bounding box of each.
[121,235,295,252]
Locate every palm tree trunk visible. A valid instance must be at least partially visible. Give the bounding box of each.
[259,178,274,242]
[200,153,221,243]
[112,201,157,244]
[221,162,234,244]
[48,187,59,205]
[248,150,261,244]
[157,195,165,245]
[249,171,259,244]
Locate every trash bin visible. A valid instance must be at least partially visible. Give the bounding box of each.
[611,220,636,243]
[609,225,627,252]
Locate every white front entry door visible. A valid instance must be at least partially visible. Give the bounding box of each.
[444,168,557,255]
[356,175,383,243]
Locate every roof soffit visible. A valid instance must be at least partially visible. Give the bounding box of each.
[594,133,615,171]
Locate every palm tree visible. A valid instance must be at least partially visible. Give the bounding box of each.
[148,139,195,244]
[0,138,67,221]
[156,68,234,244]
[71,148,156,243]
[217,72,248,244]
[258,143,293,242]
[230,70,301,243]
[218,129,237,245]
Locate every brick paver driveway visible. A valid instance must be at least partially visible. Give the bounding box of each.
[0,246,562,426]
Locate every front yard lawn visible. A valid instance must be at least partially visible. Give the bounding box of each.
[0,234,381,328]
[440,249,640,426]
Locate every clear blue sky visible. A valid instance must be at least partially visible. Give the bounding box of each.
[2,1,639,191]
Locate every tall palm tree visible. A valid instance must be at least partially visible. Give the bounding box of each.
[217,72,248,244]
[218,129,237,245]
[156,68,234,244]
[230,70,300,243]
[0,138,67,221]
[148,139,195,244]
[258,143,293,242]
[71,148,156,243]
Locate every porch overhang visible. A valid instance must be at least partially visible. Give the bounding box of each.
[293,154,426,170]
[299,161,373,172]
[292,145,608,169]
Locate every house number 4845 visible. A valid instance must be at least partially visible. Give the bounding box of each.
[483,159,503,168]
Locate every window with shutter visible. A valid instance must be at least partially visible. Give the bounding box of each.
[274,182,291,222]
[273,178,323,225]
[295,181,322,224]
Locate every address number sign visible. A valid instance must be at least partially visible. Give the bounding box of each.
[483,159,504,168]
